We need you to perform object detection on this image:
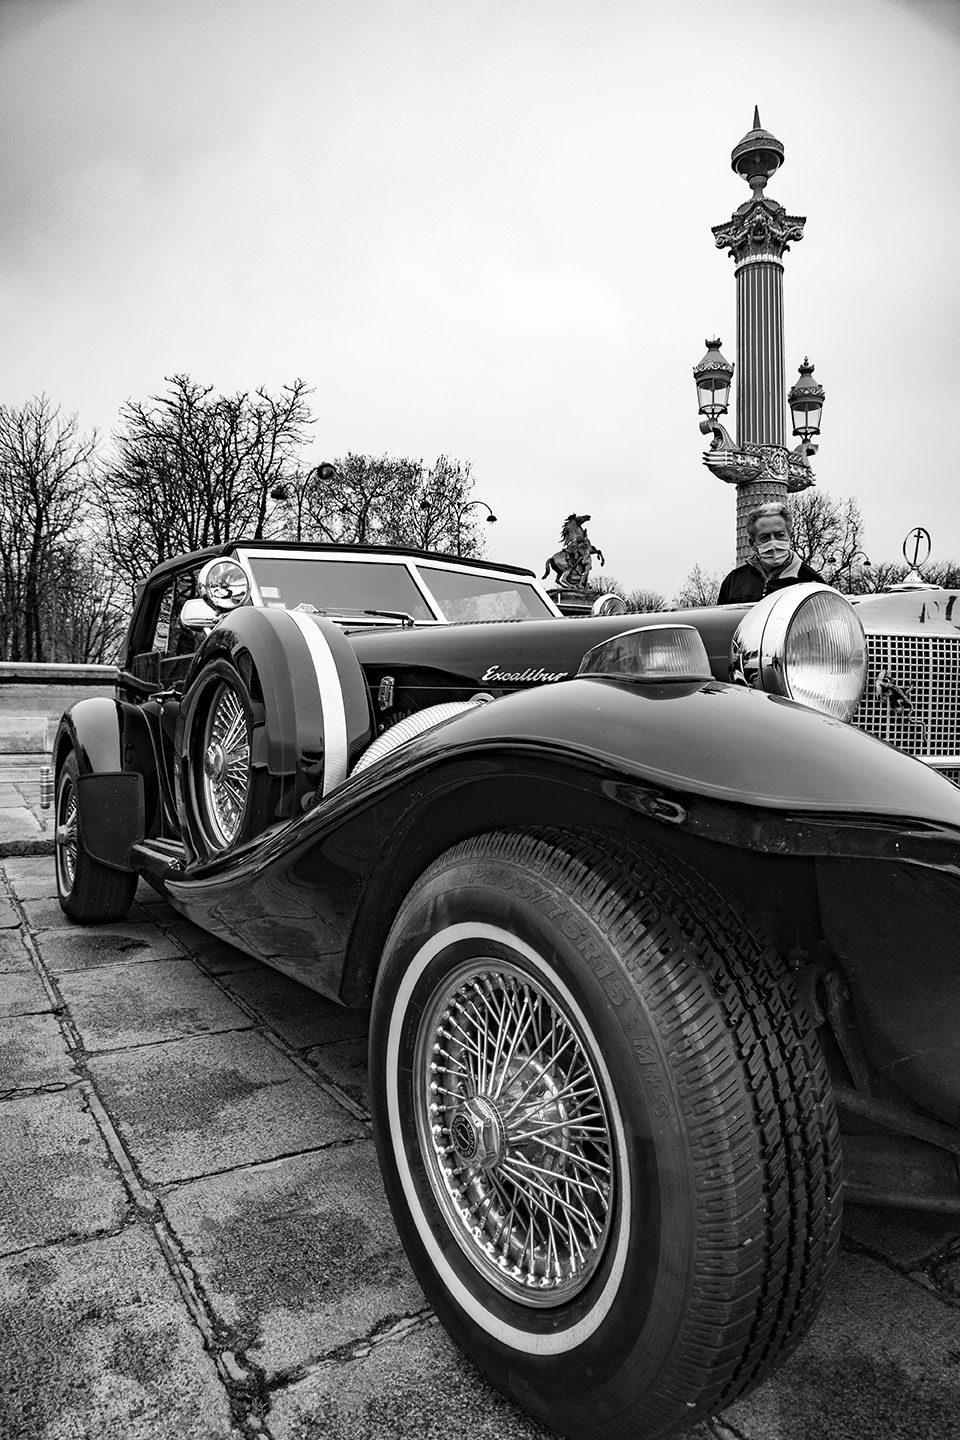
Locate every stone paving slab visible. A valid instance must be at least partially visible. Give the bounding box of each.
[0,897,22,927]
[57,958,254,1050]
[145,913,263,975]
[718,1249,960,1440]
[87,1027,367,1184]
[0,969,52,1017]
[0,1012,75,1090]
[19,895,158,931]
[37,920,184,973]
[0,1089,128,1253]
[0,1227,236,1440]
[0,928,33,972]
[0,806,42,843]
[2,855,58,899]
[218,965,370,1049]
[161,1142,423,1379]
[304,1035,369,1109]
[267,1319,578,1440]
[842,1201,960,1271]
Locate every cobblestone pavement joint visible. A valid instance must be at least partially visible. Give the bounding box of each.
[1,851,959,1438]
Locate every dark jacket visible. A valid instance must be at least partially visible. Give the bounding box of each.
[717,553,825,605]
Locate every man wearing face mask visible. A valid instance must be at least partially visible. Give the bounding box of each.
[716,502,825,604]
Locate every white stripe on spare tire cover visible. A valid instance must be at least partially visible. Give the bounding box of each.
[283,609,350,794]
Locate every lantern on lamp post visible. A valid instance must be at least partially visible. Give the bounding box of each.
[788,357,826,456]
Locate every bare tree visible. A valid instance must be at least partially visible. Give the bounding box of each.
[625,586,669,613]
[673,565,720,608]
[40,545,127,663]
[922,558,960,589]
[287,454,486,555]
[788,490,866,589]
[97,374,315,598]
[587,574,669,613]
[845,556,960,596]
[0,395,96,661]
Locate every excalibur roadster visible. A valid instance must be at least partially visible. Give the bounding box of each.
[51,540,960,1440]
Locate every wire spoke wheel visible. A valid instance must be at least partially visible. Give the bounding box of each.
[416,960,614,1304]
[200,680,251,848]
[54,750,137,924]
[56,768,79,892]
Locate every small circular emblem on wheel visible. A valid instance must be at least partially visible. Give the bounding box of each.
[450,1112,479,1161]
[449,1096,504,1169]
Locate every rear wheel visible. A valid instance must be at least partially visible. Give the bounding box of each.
[370,829,842,1440]
[55,752,137,923]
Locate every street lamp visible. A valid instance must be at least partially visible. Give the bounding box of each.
[697,112,823,561]
[694,338,734,424]
[787,358,825,453]
[693,344,825,492]
[270,462,338,542]
[827,548,872,593]
[455,500,497,556]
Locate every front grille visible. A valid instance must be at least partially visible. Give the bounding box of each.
[853,634,960,770]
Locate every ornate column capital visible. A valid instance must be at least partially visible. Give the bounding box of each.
[712,196,806,264]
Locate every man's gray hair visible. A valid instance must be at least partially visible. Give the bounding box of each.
[746,502,792,544]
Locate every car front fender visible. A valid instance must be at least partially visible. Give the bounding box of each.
[161,672,960,1009]
[357,675,960,836]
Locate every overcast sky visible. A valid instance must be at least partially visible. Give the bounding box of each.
[2,0,958,597]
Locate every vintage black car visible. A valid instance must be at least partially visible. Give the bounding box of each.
[52,541,960,1440]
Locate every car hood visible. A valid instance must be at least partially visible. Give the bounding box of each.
[348,606,750,690]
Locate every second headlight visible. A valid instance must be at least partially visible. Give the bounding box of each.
[730,583,867,722]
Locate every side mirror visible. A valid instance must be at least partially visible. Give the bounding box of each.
[180,597,220,631]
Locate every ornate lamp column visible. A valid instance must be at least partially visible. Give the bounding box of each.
[697,110,822,562]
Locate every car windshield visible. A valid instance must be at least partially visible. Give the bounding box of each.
[246,556,435,622]
[243,554,553,625]
[418,565,555,622]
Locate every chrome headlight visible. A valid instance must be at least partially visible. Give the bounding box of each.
[197,558,250,611]
[730,583,866,721]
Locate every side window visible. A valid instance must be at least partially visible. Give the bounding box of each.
[151,585,175,655]
[166,570,202,659]
[128,568,203,689]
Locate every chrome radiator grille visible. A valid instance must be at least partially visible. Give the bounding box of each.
[852,632,960,764]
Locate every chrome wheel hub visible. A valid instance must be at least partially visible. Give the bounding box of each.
[449,1095,505,1170]
[203,741,225,782]
[417,964,614,1305]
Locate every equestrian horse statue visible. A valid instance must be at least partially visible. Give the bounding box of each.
[542,513,605,589]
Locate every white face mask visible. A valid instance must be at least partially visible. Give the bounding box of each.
[756,539,790,568]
